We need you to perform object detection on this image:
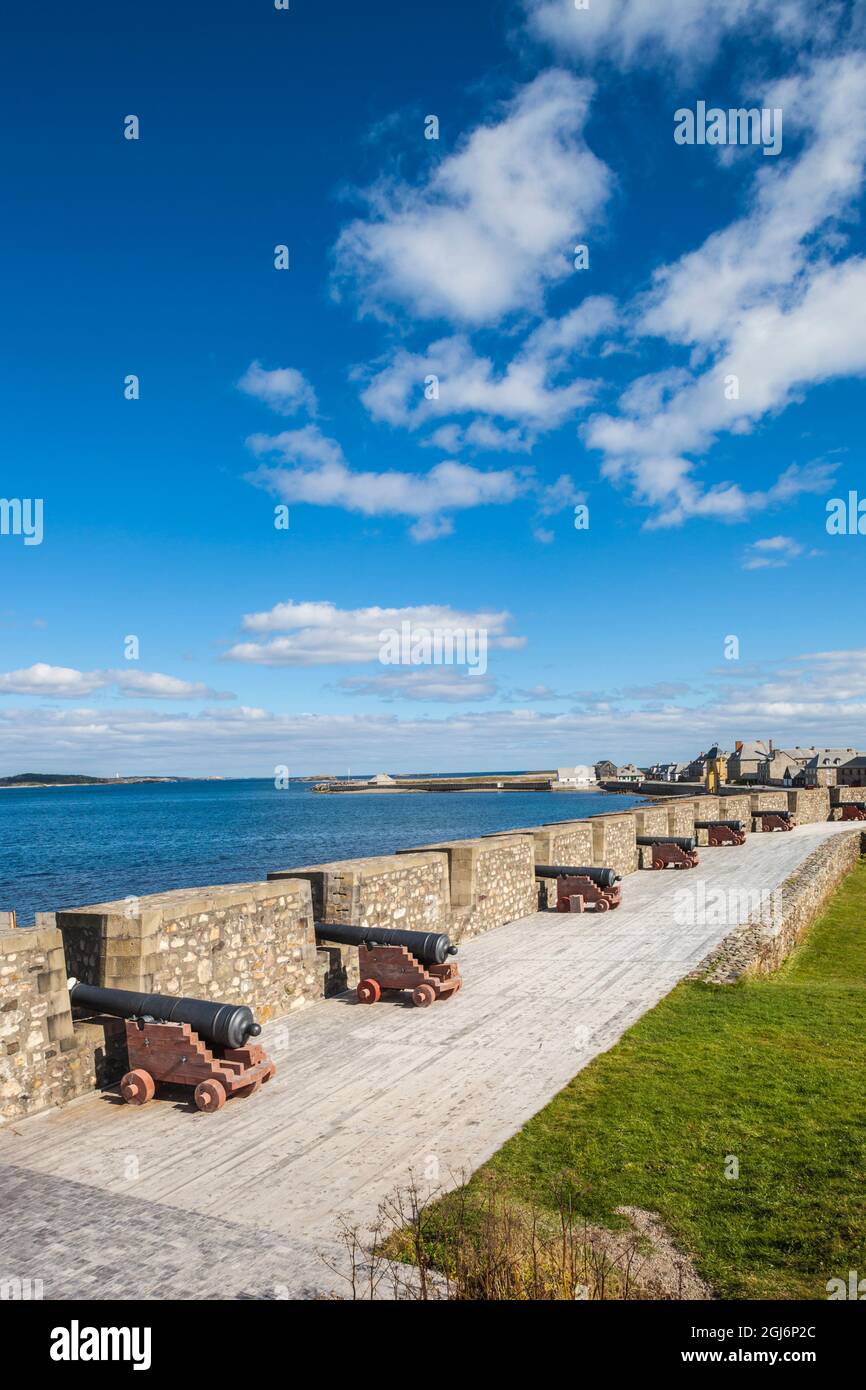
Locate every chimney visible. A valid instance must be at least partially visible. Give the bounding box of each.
[769,738,774,755]
[735,740,743,752]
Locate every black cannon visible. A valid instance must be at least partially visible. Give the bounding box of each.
[68,978,261,1049]
[636,835,698,869]
[68,979,275,1113]
[535,864,622,913]
[636,835,696,851]
[535,864,620,889]
[695,819,746,846]
[315,923,461,1008]
[314,923,456,966]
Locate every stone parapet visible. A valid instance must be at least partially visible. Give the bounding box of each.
[0,924,92,1123]
[55,880,319,1023]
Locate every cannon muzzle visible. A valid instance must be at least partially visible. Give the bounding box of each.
[314,923,457,965]
[68,979,261,1050]
[535,864,621,889]
[636,835,697,852]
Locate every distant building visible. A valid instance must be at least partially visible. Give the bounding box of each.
[594,760,618,781]
[648,762,689,782]
[727,739,773,783]
[556,765,597,787]
[837,756,866,787]
[616,763,642,782]
[684,745,729,783]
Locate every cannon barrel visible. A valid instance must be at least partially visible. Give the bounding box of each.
[695,819,744,831]
[68,979,261,1049]
[314,923,457,965]
[636,835,696,851]
[535,864,621,889]
[754,808,791,818]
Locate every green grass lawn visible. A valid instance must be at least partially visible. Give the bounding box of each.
[431,858,866,1299]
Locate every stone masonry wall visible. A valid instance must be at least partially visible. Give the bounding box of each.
[0,925,93,1124]
[831,787,866,804]
[750,792,791,814]
[269,852,451,992]
[718,792,753,830]
[652,800,696,837]
[633,806,671,838]
[56,880,320,1024]
[691,830,863,983]
[786,788,831,825]
[589,813,638,876]
[398,836,538,942]
[691,795,721,823]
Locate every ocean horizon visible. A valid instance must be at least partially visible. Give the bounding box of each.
[0,777,646,927]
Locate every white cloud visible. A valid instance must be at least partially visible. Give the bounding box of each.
[226,600,524,666]
[585,54,866,525]
[0,664,233,701]
[338,669,498,702]
[358,296,615,449]
[524,0,838,71]
[0,664,104,698]
[8,647,866,774]
[741,535,805,570]
[237,362,318,417]
[246,425,345,468]
[246,450,530,539]
[333,70,612,325]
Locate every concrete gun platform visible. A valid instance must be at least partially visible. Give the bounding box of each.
[0,821,855,1299]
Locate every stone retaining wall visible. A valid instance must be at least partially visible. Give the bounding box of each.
[691,830,864,983]
[0,925,93,1123]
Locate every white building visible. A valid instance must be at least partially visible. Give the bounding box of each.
[555,765,597,787]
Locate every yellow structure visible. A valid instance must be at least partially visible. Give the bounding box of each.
[705,756,728,794]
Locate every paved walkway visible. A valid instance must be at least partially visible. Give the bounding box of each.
[0,822,854,1299]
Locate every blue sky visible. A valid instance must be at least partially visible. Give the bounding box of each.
[2,0,866,775]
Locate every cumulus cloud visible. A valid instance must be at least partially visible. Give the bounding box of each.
[358,296,615,451]
[237,362,318,417]
[584,54,866,525]
[246,447,531,540]
[523,0,840,71]
[226,600,525,666]
[332,70,612,325]
[0,664,234,701]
